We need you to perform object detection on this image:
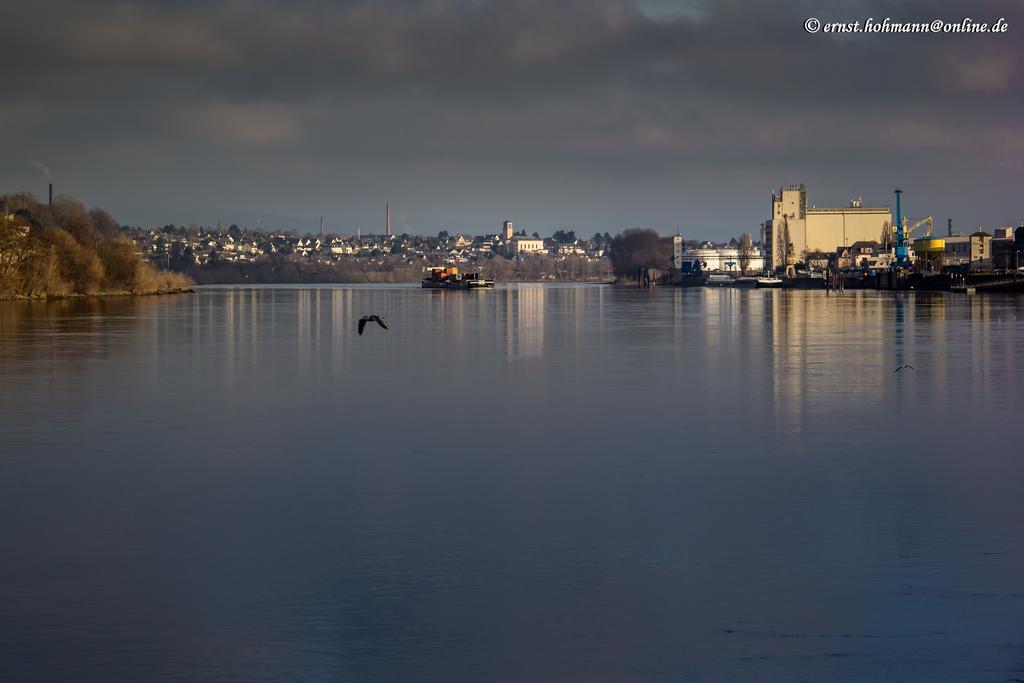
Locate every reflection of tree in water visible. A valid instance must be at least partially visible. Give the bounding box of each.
[0,297,156,365]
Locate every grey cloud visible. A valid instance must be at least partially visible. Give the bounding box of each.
[1,0,1021,235]
[69,4,239,66]
[947,50,1017,92]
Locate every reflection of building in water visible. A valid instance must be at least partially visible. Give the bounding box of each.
[767,291,890,436]
[249,289,259,359]
[330,288,354,374]
[201,288,274,387]
[966,294,994,396]
[297,289,312,369]
[305,287,370,374]
[223,288,236,385]
[300,287,361,374]
[765,290,964,430]
[506,285,545,359]
[570,285,586,345]
[697,289,774,371]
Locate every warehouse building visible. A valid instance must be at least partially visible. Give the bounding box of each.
[765,184,891,272]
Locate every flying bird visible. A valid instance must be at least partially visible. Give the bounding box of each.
[894,364,915,373]
[358,315,388,335]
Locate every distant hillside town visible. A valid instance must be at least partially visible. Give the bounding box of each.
[126,219,614,284]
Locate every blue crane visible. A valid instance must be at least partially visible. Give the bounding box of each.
[891,188,933,269]
[893,188,908,265]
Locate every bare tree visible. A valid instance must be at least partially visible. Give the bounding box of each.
[89,207,121,241]
[775,218,793,272]
[486,254,515,281]
[737,232,754,275]
[98,236,140,290]
[47,229,104,294]
[608,229,673,279]
[0,215,35,293]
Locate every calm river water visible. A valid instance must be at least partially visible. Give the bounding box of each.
[2,284,1023,681]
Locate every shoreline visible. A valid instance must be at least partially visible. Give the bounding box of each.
[193,279,615,287]
[0,287,195,302]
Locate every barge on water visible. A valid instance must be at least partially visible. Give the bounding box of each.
[422,266,494,290]
[705,272,733,287]
[733,276,758,288]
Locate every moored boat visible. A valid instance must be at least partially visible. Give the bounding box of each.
[756,276,783,288]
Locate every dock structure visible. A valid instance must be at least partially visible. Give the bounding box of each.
[636,266,668,288]
[951,273,1024,293]
[825,267,844,291]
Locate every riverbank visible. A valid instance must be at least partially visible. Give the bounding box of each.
[1,287,194,302]
[187,271,614,286]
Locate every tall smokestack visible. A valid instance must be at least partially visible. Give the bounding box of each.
[947,218,952,237]
[386,202,391,237]
[48,183,53,207]
[320,216,324,240]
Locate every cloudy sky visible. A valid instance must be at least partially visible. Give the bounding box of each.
[1,0,1021,238]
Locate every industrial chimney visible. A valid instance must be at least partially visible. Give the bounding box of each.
[947,218,952,237]
[48,183,53,207]
[386,202,391,238]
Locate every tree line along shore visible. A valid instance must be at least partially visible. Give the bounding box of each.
[0,192,191,300]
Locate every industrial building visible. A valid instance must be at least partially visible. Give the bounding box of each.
[913,227,1022,271]
[990,227,1024,270]
[673,234,684,270]
[680,247,766,273]
[765,184,891,272]
[943,232,991,269]
[672,235,766,274]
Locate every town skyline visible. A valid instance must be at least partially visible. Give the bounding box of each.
[14,180,1021,242]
